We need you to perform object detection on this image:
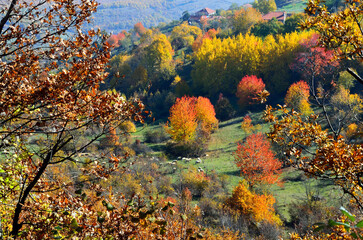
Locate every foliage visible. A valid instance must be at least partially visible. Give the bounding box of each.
[303,0,363,61]
[251,18,283,37]
[330,86,363,123]
[253,0,277,14]
[119,120,137,133]
[143,33,175,79]
[290,34,340,87]
[264,105,363,210]
[192,31,314,97]
[285,80,313,116]
[236,75,266,108]
[0,0,146,237]
[195,97,219,133]
[234,133,282,186]
[144,126,170,143]
[232,7,262,34]
[166,96,218,143]
[134,22,147,36]
[215,93,235,121]
[170,22,202,50]
[166,96,198,142]
[225,181,282,226]
[283,13,306,34]
[338,70,356,90]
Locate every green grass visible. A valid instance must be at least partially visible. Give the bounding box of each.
[278,0,307,12]
[134,110,343,220]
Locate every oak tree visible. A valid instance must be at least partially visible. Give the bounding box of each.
[0,0,145,237]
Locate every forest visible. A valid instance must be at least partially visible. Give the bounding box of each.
[0,0,362,239]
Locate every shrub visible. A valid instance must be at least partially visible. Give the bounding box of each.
[143,126,170,143]
[215,93,235,121]
[165,140,208,158]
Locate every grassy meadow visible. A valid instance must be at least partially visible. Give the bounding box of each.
[131,110,343,221]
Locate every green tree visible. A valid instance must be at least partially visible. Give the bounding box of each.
[251,18,283,37]
[253,0,277,14]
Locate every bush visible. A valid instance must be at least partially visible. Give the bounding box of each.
[130,140,152,156]
[165,140,208,158]
[215,93,235,121]
[144,126,170,143]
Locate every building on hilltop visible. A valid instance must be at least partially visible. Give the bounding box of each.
[262,11,292,23]
[189,8,216,23]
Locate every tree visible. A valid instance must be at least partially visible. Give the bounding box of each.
[195,97,219,133]
[225,181,282,225]
[285,80,313,116]
[303,0,363,85]
[170,22,202,50]
[232,7,262,35]
[166,96,198,142]
[251,18,283,37]
[234,133,282,186]
[0,0,146,237]
[283,13,305,34]
[253,0,277,14]
[134,22,147,36]
[166,96,218,143]
[143,33,175,80]
[236,75,266,108]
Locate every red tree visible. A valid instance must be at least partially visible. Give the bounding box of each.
[236,75,265,107]
[234,133,282,186]
[291,34,340,88]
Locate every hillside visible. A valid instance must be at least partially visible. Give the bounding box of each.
[90,0,250,32]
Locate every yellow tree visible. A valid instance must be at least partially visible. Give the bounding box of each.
[232,7,263,34]
[170,22,202,50]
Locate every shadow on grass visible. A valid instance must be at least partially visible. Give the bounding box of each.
[218,117,243,128]
[224,170,241,176]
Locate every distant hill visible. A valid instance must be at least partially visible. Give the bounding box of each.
[88,0,250,33]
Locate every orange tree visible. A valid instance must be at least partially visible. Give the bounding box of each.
[0,0,148,237]
[166,96,218,143]
[234,133,282,187]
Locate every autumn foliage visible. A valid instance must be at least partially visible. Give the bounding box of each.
[234,133,282,186]
[236,75,266,108]
[166,96,218,142]
[285,80,313,115]
[225,181,282,226]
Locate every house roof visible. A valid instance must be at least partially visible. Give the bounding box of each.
[203,7,216,14]
[262,11,286,21]
[243,4,253,8]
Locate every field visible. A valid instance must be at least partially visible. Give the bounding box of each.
[132,110,343,220]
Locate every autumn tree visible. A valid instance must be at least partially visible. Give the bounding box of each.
[225,181,282,226]
[0,0,147,237]
[234,133,282,187]
[166,96,218,143]
[166,96,198,142]
[232,7,262,34]
[195,97,219,133]
[236,75,266,108]
[143,33,175,80]
[285,80,313,116]
[291,34,340,88]
[170,22,202,50]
